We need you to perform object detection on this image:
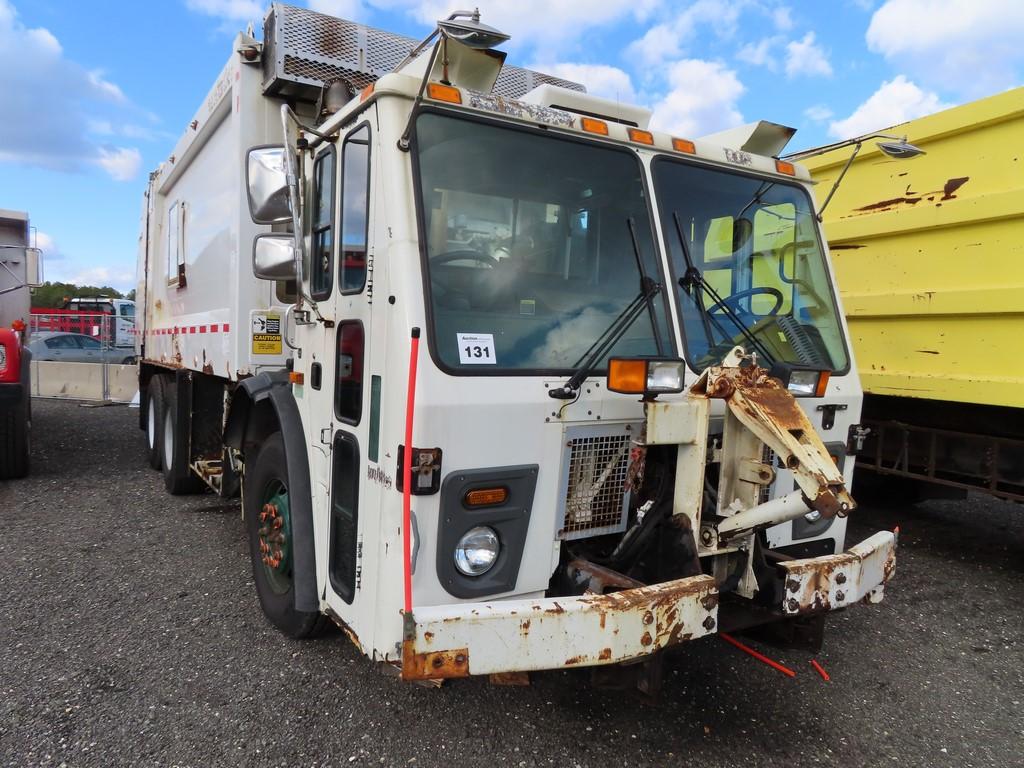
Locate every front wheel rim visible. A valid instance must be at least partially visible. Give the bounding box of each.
[258,480,293,595]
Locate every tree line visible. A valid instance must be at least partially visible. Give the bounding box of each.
[31,282,136,309]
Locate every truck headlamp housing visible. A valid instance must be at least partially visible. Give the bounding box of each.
[787,370,830,398]
[0,344,6,372]
[607,357,686,398]
[454,526,500,576]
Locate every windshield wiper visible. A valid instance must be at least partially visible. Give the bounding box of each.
[549,218,664,400]
[671,211,776,365]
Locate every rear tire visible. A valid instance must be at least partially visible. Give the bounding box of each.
[145,378,164,470]
[244,431,328,639]
[160,379,205,495]
[0,396,30,480]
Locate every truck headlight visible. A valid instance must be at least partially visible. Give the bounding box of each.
[454,526,500,576]
[787,370,830,397]
[0,344,6,372]
[607,357,686,398]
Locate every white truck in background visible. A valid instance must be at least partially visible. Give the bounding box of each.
[0,209,42,478]
[136,3,895,688]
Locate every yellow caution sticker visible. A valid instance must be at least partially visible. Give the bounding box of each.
[252,313,282,355]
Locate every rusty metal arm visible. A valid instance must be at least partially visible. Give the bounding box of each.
[693,348,854,520]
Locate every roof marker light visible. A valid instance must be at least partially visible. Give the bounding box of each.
[628,128,654,145]
[672,138,696,154]
[775,159,796,176]
[427,82,462,104]
[581,117,609,136]
[359,83,375,102]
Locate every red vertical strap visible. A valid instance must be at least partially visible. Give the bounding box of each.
[402,327,421,615]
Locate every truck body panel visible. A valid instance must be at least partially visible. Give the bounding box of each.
[802,87,1024,410]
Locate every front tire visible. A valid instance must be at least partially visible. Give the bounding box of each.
[0,396,30,480]
[244,431,327,639]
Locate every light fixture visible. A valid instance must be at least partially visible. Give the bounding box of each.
[437,11,510,49]
[783,133,926,220]
[454,526,500,576]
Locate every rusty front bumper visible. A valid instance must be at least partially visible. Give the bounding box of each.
[778,530,897,615]
[401,574,719,680]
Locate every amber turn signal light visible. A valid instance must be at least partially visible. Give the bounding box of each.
[427,82,462,104]
[464,487,508,507]
[607,358,686,397]
[581,117,609,135]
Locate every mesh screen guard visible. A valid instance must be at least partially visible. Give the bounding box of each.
[263,3,585,102]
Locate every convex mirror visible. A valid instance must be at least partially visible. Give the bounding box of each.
[253,234,296,281]
[246,145,291,224]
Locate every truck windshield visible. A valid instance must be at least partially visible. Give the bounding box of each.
[652,157,849,372]
[415,112,672,372]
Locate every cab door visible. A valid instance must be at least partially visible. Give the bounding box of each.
[305,119,375,631]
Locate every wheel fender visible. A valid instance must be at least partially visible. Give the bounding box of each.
[227,372,318,613]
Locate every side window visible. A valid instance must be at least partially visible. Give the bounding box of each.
[310,148,335,301]
[167,200,185,286]
[79,336,102,349]
[339,124,370,293]
[335,321,364,424]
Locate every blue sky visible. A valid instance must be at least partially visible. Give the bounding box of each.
[1,0,1021,294]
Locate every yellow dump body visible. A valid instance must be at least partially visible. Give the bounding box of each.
[802,87,1024,409]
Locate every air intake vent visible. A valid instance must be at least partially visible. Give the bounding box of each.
[263,3,585,103]
[557,424,638,541]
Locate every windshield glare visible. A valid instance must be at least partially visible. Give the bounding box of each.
[415,112,672,372]
[652,158,849,373]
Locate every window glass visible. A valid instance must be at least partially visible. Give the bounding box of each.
[339,125,370,293]
[415,112,672,372]
[167,201,181,284]
[120,303,135,318]
[310,149,335,300]
[46,335,78,349]
[335,322,364,424]
[79,336,101,349]
[653,158,848,372]
[329,432,359,604]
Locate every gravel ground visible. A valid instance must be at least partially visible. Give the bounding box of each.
[1,399,1021,768]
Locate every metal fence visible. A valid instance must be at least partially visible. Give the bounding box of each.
[27,313,138,402]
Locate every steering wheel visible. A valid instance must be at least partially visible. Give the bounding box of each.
[708,286,784,316]
[431,250,499,268]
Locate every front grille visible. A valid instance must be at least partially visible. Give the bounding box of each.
[557,425,636,540]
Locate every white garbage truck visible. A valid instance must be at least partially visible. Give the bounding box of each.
[136,3,896,686]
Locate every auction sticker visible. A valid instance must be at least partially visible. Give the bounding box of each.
[252,312,283,355]
[457,332,496,364]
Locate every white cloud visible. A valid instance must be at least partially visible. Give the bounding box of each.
[737,36,782,70]
[772,6,794,31]
[65,266,135,292]
[95,147,142,182]
[366,0,659,52]
[867,0,1024,96]
[804,104,834,122]
[34,231,63,261]
[308,0,366,19]
[531,63,635,103]
[828,75,952,138]
[785,32,832,78]
[0,0,142,179]
[87,69,126,103]
[184,0,262,21]
[649,59,745,138]
[626,0,743,66]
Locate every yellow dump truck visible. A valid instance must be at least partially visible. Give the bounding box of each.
[801,87,1024,503]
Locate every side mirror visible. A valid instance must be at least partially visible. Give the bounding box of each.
[253,234,297,281]
[25,247,42,287]
[246,145,291,224]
